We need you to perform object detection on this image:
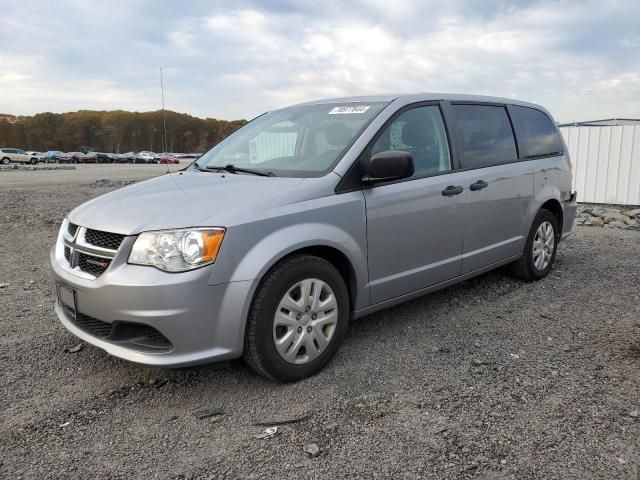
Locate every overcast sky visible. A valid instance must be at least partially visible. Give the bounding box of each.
[1,0,639,122]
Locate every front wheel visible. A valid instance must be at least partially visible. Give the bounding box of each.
[30,157,38,165]
[243,255,350,382]
[511,209,558,281]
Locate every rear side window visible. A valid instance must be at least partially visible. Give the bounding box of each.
[511,105,563,158]
[452,105,517,168]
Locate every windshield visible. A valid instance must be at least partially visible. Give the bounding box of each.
[195,102,388,177]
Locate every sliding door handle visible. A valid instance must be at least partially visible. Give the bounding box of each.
[442,185,464,196]
[470,180,489,191]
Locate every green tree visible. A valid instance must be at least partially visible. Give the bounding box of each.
[0,110,246,153]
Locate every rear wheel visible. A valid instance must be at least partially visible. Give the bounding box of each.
[1,157,9,165]
[511,209,558,281]
[243,255,350,382]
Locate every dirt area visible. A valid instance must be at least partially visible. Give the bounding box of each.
[0,162,185,189]
[1,166,639,479]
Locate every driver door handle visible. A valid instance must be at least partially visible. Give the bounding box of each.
[470,180,489,191]
[442,185,464,196]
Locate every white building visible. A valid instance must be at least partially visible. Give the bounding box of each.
[559,119,640,206]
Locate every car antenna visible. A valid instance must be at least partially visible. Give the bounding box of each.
[160,67,170,174]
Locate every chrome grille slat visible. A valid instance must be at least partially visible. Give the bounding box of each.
[67,222,78,237]
[58,222,126,279]
[84,229,125,251]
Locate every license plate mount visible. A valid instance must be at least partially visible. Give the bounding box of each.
[57,283,77,318]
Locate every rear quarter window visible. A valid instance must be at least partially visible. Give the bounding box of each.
[511,105,563,158]
[452,105,517,169]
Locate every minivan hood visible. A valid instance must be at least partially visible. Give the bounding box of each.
[68,171,318,234]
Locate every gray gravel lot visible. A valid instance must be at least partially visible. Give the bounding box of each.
[0,162,185,189]
[1,168,639,479]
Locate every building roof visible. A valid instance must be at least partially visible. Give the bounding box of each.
[558,118,640,127]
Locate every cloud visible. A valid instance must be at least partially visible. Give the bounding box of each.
[0,0,638,122]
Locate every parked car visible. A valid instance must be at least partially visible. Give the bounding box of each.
[114,152,135,163]
[68,152,97,164]
[45,151,64,163]
[159,154,180,164]
[54,152,73,163]
[0,148,41,165]
[138,151,161,163]
[25,151,47,163]
[95,152,118,163]
[51,93,577,381]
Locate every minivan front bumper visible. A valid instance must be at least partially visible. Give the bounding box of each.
[50,248,253,367]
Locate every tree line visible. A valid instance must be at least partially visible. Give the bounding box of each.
[0,110,247,153]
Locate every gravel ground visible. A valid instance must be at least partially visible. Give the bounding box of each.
[1,171,639,479]
[0,162,185,189]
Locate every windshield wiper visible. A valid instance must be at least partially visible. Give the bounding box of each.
[206,164,275,177]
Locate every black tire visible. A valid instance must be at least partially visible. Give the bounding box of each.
[511,209,559,281]
[30,157,38,165]
[1,157,10,165]
[243,254,350,382]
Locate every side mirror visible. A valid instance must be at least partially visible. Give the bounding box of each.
[362,150,414,184]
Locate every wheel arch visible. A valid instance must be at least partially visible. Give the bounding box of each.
[522,185,564,240]
[270,245,358,312]
[540,198,563,237]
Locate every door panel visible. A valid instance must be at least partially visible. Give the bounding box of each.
[461,161,533,273]
[364,173,466,304]
[448,103,534,273]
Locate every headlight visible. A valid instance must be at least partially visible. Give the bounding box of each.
[128,228,225,272]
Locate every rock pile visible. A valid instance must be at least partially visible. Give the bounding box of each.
[90,179,137,188]
[575,205,640,230]
[0,164,76,171]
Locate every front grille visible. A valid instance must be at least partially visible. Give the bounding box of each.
[85,229,125,250]
[74,312,112,338]
[68,310,172,352]
[78,252,111,277]
[140,326,171,347]
[64,246,71,263]
[67,222,78,237]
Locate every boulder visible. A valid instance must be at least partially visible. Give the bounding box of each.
[603,211,627,223]
[589,207,608,218]
[608,220,627,229]
[589,216,605,227]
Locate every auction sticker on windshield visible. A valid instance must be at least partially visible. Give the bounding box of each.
[328,105,370,114]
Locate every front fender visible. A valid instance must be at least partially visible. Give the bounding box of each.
[211,222,369,310]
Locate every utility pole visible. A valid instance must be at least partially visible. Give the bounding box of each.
[160,68,168,153]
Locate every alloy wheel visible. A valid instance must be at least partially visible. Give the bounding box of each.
[533,220,555,270]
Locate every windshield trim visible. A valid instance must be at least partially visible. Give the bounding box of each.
[191,101,390,178]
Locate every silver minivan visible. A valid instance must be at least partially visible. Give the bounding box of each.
[51,93,577,381]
